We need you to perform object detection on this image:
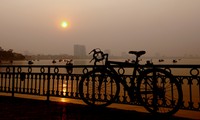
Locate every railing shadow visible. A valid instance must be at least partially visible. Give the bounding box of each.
[62,103,194,120]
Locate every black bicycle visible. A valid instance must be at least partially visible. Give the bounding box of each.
[79,48,183,116]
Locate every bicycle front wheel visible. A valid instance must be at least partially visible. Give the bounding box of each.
[79,68,120,107]
[137,69,183,116]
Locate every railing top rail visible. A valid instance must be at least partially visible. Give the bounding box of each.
[1,64,200,68]
[0,63,200,112]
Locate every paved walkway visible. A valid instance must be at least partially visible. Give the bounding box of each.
[0,96,196,120]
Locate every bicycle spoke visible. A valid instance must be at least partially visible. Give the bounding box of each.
[79,69,120,107]
[137,69,182,116]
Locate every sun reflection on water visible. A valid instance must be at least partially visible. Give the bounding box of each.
[60,98,70,102]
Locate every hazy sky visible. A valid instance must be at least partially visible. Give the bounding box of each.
[0,0,200,57]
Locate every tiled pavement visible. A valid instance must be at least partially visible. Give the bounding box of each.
[0,96,195,120]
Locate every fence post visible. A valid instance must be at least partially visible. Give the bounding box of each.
[12,66,15,97]
[47,66,50,102]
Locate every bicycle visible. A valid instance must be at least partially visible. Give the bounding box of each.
[79,48,183,116]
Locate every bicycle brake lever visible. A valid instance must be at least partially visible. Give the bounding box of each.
[89,58,94,63]
[89,49,95,55]
[89,48,102,54]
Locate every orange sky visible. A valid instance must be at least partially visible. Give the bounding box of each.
[0,0,200,57]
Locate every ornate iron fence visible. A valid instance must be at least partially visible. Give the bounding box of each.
[0,64,200,111]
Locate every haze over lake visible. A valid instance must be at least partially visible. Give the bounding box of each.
[0,0,200,57]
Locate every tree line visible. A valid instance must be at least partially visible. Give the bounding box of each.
[0,50,25,60]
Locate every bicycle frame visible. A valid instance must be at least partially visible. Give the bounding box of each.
[101,53,143,101]
[80,48,183,116]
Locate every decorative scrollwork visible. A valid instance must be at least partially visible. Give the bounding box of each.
[0,64,200,112]
[164,67,171,73]
[118,67,125,75]
[6,67,10,73]
[190,68,199,76]
[28,67,32,73]
[54,67,59,74]
[82,67,88,74]
[40,67,45,73]
[17,67,22,73]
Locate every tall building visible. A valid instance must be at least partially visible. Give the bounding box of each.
[74,44,86,58]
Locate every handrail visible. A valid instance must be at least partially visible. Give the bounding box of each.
[0,64,200,111]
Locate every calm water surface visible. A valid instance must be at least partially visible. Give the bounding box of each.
[10,58,200,65]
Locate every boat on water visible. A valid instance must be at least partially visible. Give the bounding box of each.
[173,59,177,63]
[28,60,34,65]
[158,59,164,62]
[52,60,56,64]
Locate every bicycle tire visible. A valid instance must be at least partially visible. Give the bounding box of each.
[79,68,120,107]
[137,69,183,116]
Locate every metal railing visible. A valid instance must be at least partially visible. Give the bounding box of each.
[0,64,200,111]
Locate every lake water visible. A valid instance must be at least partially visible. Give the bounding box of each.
[7,58,200,65]
[1,58,200,119]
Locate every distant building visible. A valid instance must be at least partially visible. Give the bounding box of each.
[74,44,86,58]
[0,47,4,51]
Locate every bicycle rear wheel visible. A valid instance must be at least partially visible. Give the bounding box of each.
[137,69,183,116]
[79,68,120,107]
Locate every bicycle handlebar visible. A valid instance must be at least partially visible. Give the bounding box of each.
[89,48,147,66]
[89,48,107,63]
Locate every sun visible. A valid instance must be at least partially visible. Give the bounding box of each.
[61,21,68,28]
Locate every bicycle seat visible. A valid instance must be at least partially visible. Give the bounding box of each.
[129,51,146,57]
